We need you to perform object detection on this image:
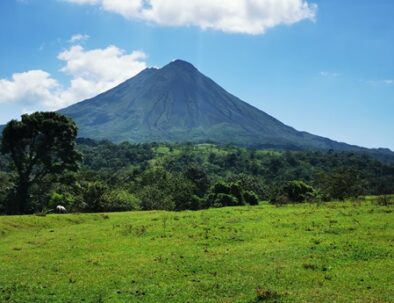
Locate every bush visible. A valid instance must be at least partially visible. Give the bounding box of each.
[139,185,175,211]
[205,181,257,208]
[49,192,75,210]
[211,193,239,208]
[77,182,141,212]
[285,180,315,202]
[227,174,268,200]
[212,181,230,195]
[171,176,197,211]
[80,182,109,212]
[319,168,366,200]
[189,195,204,210]
[229,183,245,205]
[103,190,140,211]
[271,180,316,204]
[243,191,259,205]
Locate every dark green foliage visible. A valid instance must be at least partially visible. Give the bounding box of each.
[206,181,258,207]
[0,172,13,214]
[77,139,153,170]
[135,167,197,211]
[212,181,231,195]
[281,180,315,203]
[209,193,239,208]
[60,142,394,210]
[183,165,210,197]
[318,167,366,200]
[270,180,316,204]
[139,185,175,211]
[1,112,81,214]
[48,192,76,211]
[229,182,245,205]
[244,191,259,205]
[74,182,139,212]
[80,182,109,212]
[103,190,140,212]
[227,174,268,200]
[0,137,394,213]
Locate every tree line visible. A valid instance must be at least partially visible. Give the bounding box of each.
[1,112,394,214]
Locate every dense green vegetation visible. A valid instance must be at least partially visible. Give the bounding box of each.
[1,138,394,214]
[0,200,393,302]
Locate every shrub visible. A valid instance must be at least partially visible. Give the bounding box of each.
[205,181,260,208]
[271,180,316,204]
[243,191,259,205]
[212,193,239,208]
[212,181,230,195]
[227,174,268,200]
[139,185,175,211]
[49,192,75,210]
[77,182,141,212]
[80,182,109,212]
[284,180,315,202]
[319,168,366,200]
[171,176,197,211]
[103,190,140,211]
[229,182,245,205]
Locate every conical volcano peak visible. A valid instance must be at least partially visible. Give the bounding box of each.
[162,59,198,72]
[58,59,394,161]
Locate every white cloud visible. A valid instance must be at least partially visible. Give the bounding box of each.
[69,34,90,43]
[57,45,147,104]
[0,70,63,108]
[66,0,317,35]
[0,45,147,110]
[320,71,340,77]
[366,79,394,87]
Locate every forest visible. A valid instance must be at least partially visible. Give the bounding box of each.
[1,137,394,214]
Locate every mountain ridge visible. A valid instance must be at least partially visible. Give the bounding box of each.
[1,60,393,161]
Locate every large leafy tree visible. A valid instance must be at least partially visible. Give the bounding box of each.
[1,112,82,214]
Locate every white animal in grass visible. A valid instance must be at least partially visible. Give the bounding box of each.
[55,205,67,213]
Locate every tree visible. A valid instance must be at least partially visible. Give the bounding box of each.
[205,181,252,208]
[184,165,210,197]
[271,180,315,204]
[282,180,315,202]
[1,112,81,214]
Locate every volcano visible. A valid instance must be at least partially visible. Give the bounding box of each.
[59,59,393,158]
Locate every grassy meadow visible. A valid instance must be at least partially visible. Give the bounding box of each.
[0,200,393,303]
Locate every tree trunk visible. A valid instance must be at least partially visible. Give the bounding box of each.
[13,179,29,214]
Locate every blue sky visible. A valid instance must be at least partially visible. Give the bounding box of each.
[0,0,393,150]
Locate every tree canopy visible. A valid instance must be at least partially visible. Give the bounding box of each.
[0,134,393,214]
[1,112,81,214]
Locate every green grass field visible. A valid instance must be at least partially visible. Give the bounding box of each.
[0,201,393,303]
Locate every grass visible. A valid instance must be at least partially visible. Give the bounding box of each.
[0,201,393,302]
